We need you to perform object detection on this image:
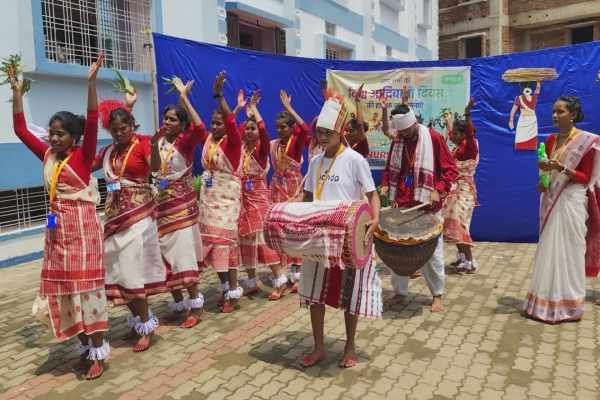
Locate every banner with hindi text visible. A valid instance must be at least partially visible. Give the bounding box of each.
[327,67,471,169]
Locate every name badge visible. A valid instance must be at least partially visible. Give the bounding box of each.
[159,179,169,190]
[106,181,121,192]
[244,180,254,191]
[46,212,57,229]
[204,175,213,188]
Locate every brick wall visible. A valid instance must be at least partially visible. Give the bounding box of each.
[529,28,567,50]
[502,26,513,53]
[440,2,490,26]
[439,40,459,59]
[509,0,591,14]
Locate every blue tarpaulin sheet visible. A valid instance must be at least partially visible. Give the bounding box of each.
[153,33,600,243]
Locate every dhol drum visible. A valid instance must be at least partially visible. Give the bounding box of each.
[373,207,443,276]
[264,200,373,270]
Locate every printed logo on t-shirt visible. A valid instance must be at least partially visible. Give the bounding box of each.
[319,173,340,183]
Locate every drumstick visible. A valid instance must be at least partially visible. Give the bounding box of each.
[399,202,430,214]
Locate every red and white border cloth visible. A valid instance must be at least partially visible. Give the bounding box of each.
[299,255,382,319]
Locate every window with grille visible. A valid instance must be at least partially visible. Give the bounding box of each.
[325,43,351,60]
[0,180,107,233]
[41,0,152,72]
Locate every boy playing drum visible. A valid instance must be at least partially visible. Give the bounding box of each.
[299,93,381,369]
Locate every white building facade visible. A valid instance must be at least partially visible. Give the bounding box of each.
[0,0,437,230]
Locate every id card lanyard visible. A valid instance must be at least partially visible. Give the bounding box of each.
[159,138,176,190]
[46,153,73,229]
[108,138,138,192]
[242,144,256,191]
[205,137,224,189]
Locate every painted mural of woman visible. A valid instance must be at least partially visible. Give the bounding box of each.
[508,81,541,151]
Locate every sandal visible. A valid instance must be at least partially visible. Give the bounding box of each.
[221,303,235,313]
[179,314,201,329]
[85,360,104,380]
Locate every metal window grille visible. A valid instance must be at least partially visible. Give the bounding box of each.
[0,180,107,233]
[42,0,152,72]
[325,44,351,60]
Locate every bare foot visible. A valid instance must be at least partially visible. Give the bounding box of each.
[133,334,152,352]
[85,360,104,380]
[431,296,444,313]
[387,294,406,306]
[339,346,358,368]
[300,350,326,368]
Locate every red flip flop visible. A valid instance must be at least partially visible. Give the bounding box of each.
[85,361,104,380]
[179,314,201,329]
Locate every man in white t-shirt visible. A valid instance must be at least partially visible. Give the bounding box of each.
[299,96,382,369]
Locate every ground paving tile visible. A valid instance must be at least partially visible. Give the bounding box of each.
[2,242,600,399]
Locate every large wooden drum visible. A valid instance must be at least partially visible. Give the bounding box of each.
[373,207,442,276]
[265,201,373,270]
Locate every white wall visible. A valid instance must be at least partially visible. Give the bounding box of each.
[0,0,33,144]
[162,0,219,43]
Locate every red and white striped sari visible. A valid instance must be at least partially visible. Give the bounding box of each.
[198,134,242,272]
[270,138,304,202]
[239,149,279,269]
[443,146,479,246]
[270,138,303,267]
[101,143,166,304]
[156,137,202,290]
[42,151,107,340]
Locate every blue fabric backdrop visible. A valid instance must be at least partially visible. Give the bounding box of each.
[153,33,600,243]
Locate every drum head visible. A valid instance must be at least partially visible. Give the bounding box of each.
[348,203,373,268]
[375,207,442,244]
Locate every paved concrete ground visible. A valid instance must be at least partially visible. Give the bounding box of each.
[1,242,600,400]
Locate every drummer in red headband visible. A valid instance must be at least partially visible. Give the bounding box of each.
[299,92,381,369]
[381,96,458,313]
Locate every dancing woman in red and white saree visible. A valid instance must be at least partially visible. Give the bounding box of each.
[96,97,166,352]
[299,95,381,369]
[524,96,600,324]
[443,99,479,273]
[199,72,243,313]
[151,78,206,328]
[238,92,282,299]
[11,56,109,379]
[270,90,311,291]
